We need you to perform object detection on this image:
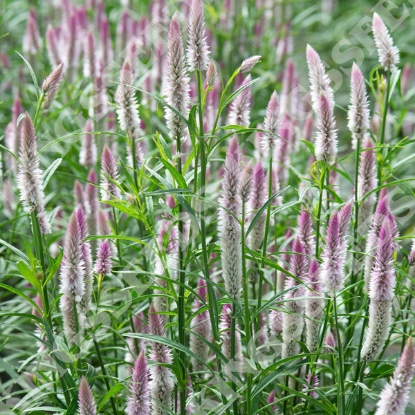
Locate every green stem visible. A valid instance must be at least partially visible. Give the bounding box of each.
[33,93,45,128]
[241,201,252,414]
[257,156,273,329]
[376,71,391,193]
[315,166,327,258]
[112,207,123,266]
[230,305,239,415]
[92,335,118,415]
[130,131,138,189]
[333,295,346,414]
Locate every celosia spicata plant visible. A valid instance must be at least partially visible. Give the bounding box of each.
[1,3,415,415]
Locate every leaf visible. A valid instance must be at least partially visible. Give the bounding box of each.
[42,158,62,188]
[0,283,39,310]
[0,239,30,264]
[97,383,125,411]
[16,261,40,289]
[16,52,41,97]
[222,77,260,107]
[159,158,188,189]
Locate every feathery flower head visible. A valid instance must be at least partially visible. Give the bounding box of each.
[372,13,400,72]
[239,55,261,73]
[78,377,97,415]
[315,92,338,165]
[80,120,97,167]
[325,330,337,350]
[266,390,278,413]
[369,222,395,301]
[228,75,252,127]
[358,137,377,204]
[187,0,210,71]
[126,351,151,415]
[46,25,61,67]
[165,12,190,141]
[42,63,64,108]
[84,30,96,78]
[17,112,51,234]
[23,8,42,55]
[5,96,23,161]
[219,136,242,300]
[238,160,254,203]
[306,44,334,112]
[339,200,353,242]
[269,306,283,337]
[95,240,112,276]
[298,210,315,258]
[100,145,121,200]
[190,279,211,373]
[375,337,415,415]
[262,91,281,153]
[305,373,319,399]
[115,59,141,134]
[206,60,218,87]
[285,237,307,304]
[60,211,85,302]
[348,63,370,150]
[302,115,314,142]
[321,210,345,294]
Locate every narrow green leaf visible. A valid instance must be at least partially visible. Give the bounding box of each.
[97,383,125,411]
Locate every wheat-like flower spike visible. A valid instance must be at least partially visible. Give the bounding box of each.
[84,30,96,78]
[165,12,190,142]
[80,120,97,167]
[218,136,242,300]
[46,25,62,67]
[305,260,323,353]
[238,160,254,203]
[361,222,395,362]
[148,304,174,414]
[187,0,210,72]
[206,60,218,87]
[348,63,370,150]
[126,351,151,415]
[60,211,85,302]
[115,59,141,135]
[282,238,307,359]
[78,376,97,415]
[306,44,334,112]
[298,210,315,259]
[100,145,121,200]
[375,337,415,415]
[76,205,93,314]
[239,55,261,73]
[190,279,211,374]
[261,91,281,153]
[314,92,338,165]
[228,75,252,127]
[17,112,51,234]
[42,63,64,108]
[372,13,400,72]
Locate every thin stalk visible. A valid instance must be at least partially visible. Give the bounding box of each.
[356,361,366,415]
[33,92,45,128]
[129,131,138,189]
[92,335,118,415]
[241,200,252,413]
[333,295,346,414]
[176,129,186,415]
[351,137,361,294]
[230,306,239,415]
[315,166,327,258]
[257,156,273,329]
[112,206,123,266]
[376,71,391,193]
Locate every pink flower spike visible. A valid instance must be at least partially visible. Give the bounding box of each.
[298,210,315,258]
[165,12,190,141]
[78,376,97,415]
[187,0,210,71]
[100,145,121,200]
[375,337,415,415]
[95,240,112,276]
[46,25,62,67]
[372,13,400,72]
[228,75,252,127]
[17,113,51,234]
[348,63,370,150]
[315,92,338,165]
[239,55,261,73]
[42,63,64,108]
[219,136,242,300]
[126,351,151,415]
[306,44,334,112]
[261,91,281,154]
[80,120,97,167]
